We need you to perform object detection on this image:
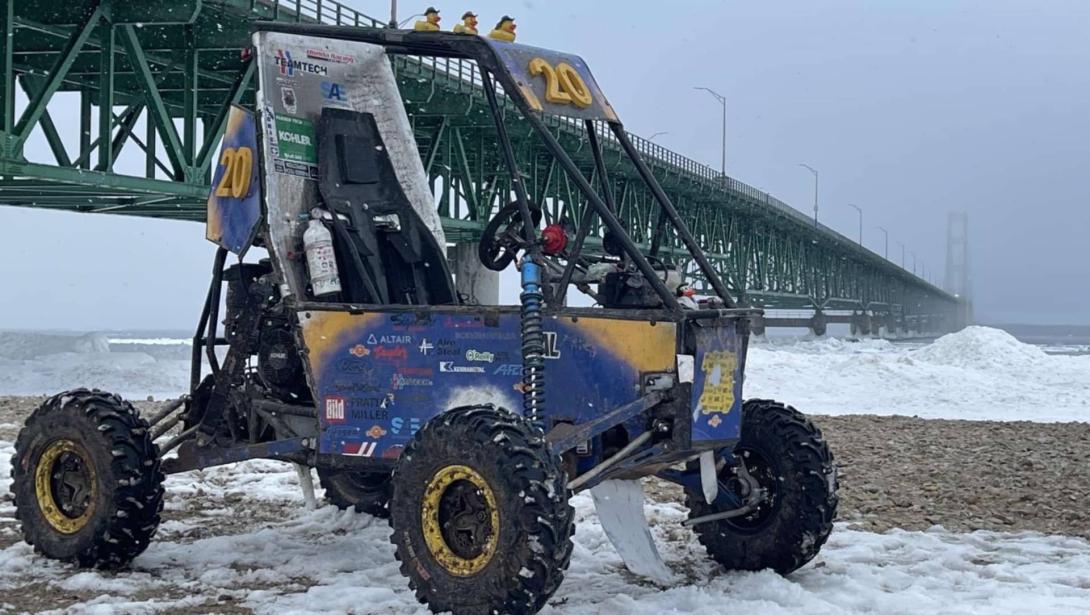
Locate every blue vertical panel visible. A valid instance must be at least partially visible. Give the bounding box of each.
[206,106,262,254]
[690,325,744,443]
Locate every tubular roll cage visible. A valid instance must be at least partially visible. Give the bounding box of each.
[254,23,743,315]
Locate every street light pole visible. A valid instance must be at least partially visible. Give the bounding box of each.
[798,163,819,226]
[648,131,669,141]
[912,251,917,275]
[389,0,398,28]
[694,87,726,180]
[847,203,863,245]
[897,241,906,269]
[876,226,889,259]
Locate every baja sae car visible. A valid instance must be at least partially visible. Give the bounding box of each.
[10,24,837,614]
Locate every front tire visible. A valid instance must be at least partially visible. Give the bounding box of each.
[10,390,165,569]
[389,405,574,614]
[687,399,837,575]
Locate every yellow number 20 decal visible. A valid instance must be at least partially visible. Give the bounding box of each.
[215,146,255,199]
[528,58,593,109]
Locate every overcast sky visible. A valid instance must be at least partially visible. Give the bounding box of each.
[1,0,1086,330]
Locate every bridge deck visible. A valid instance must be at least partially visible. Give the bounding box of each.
[0,0,960,328]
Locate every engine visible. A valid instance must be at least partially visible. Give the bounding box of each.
[222,260,311,402]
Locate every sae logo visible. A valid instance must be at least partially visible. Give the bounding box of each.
[321,81,348,102]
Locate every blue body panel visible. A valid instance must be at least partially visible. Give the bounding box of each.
[299,308,746,462]
[299,309,682,459]
[206,106,262,254]
[690,324,745,443]
[482,38,619,122]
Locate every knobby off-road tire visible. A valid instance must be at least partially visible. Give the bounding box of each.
[687,399,838,575]
[11,389,165,569]
[317,467,392,518]
[390,405,575,615]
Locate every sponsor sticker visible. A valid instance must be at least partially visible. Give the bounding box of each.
[349,344,370,358]
[368,334,412,345]
[281,86,297,114]
[306,48,357,64]
[320,80,349,103]
[391,374,433,389]
[465,350,495,363]
[454,330,519,341]
[367,425,388,439]
[493,364,522,376]
[374,346,408,361]
[332,382,380,393]
[544,331,562,359]
[272,114,317,179]
[418,339,434,355]
[439,362,485,374]
[324,396,346,423]
[697,351,737,415]
[274,49,329,77]
[343,441,377,457]
[390,417,422,436]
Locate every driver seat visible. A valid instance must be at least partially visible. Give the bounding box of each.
[315,108,457,306]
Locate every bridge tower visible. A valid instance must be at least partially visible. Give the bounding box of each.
[944,211,972,329]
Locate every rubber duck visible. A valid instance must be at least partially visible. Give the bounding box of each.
[413,7,441,32]
[453,11,478,35]
[488,15,517,42]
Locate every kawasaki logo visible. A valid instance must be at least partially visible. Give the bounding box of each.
[275,49,328,76]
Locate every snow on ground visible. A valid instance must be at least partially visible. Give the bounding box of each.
[2,326,1090,611]
[747,326,1090,422]
[1,451,1089,614]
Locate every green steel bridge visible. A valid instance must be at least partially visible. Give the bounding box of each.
[0,0,962,334]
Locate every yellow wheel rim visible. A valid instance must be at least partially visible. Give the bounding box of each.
[34,439,97,534]
[421,465,500,576]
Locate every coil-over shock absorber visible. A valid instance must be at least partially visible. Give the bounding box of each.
[519,258,546,425]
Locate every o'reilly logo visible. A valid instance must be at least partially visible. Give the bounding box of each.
[275,49,328,77]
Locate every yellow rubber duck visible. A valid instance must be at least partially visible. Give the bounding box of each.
[488,15,517,42]
[413,7,441,32]
[453,11,478,35]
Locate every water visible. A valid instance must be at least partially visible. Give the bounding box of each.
[991,324,1090,356]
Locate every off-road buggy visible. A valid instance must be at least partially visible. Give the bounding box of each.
[10,24,837,614]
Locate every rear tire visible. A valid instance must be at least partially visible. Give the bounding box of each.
[317,467,392,518]
[686,399,837,575]
[389,405,574,614]
[10,390,165,569]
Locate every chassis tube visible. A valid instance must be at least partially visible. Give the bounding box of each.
[481,70,540,252]
[514,112,682,312]
[608,125,737,308]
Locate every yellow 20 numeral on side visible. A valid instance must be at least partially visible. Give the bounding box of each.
[528,58,593,109]
[215,146,254,199]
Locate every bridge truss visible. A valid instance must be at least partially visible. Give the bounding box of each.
[0,0,961,333]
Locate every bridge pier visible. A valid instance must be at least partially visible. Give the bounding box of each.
[449,243,499,305]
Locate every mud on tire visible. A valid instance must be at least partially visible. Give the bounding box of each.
[10,389,165,569]
[317,467,392,518]
[687,399,838,575]
[389,405,574,614]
